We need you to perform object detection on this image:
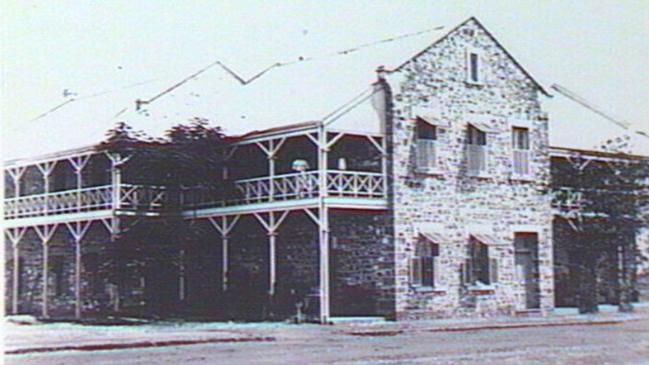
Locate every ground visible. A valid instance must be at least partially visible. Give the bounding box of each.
[4,312,649,365]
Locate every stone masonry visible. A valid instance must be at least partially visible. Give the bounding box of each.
[381,18,553,319]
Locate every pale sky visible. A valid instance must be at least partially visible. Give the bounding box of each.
[2,0,648,160]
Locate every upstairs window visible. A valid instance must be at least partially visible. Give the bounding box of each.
[512,127,531,176]
[416,120,438,170]
[513,127,530,150]
[466,49,483,84]
[467,125,487,174]
[411,236,440,288]
[467,125,487,146]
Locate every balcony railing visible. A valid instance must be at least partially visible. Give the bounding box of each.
[4,184,172,220]
[233,170,386,204]
[182,170,387,208]
[4,185,113,220]
[4,171,387,219]
[551,187,584,211]
[235,171,320,204]
[326,170,385,198]
[119,184,172,211]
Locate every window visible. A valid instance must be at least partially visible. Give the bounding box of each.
[467,50,482,84]
[470,53,480,82]
[468,125,486,146]
[50,255,65,296]
[467,125,487,174]
[462,237,498,286]
[17,257,26,294]
[84,253,101,296]
[512,128,530,150]
[512,127,531,176]
[416,120,437,170]
[411,237,440,287]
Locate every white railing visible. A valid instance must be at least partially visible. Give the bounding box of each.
[4,185,114,220]
[416,139,437,170]
[513,149,531,176]
[4,171,388,218]
[467,145,487,175]
[235,171,320,204]
[551,187,584,211]
[326,170,385,198]
[180,185,226,209]
[119,184,171,211]
[4,184,173,220]
[225,170,386,205]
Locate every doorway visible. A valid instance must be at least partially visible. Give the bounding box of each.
[514,232,541,309]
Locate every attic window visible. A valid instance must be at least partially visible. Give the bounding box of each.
[466,49,482,84]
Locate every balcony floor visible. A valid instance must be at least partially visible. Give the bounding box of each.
[182,196,388,219]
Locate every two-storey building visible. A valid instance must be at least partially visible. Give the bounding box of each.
[8,17,642,323]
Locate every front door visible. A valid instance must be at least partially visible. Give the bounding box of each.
[515,233,541,309]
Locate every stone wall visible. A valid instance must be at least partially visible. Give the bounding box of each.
[225,210,392,319]
[383,18,553,319]
[329,209,394,317]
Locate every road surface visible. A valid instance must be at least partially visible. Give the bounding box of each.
[6,318,649,364]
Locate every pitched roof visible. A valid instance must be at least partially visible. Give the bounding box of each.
[6,16,642,163]
[2,22,435,161]
[391,17,551,97]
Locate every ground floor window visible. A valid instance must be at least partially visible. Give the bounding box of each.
[462,236,498,285]
[84,252,102,296]
[17,257,26,294]
[411,236,440,287]
[50,255,66,296]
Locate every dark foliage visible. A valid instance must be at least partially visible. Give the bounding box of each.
[552,155,649,313]
[99,118,228,188]
[96,119,233,317]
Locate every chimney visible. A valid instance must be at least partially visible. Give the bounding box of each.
[376,65,387,81]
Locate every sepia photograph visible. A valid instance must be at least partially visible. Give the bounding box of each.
[1,1,648,364]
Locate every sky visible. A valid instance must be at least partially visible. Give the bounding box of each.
[1,0,648,160]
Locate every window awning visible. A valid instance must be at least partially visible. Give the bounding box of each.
[420,231,446,244]
[468,121,499,133]
[418,115,450,128]
[509,117,533,129]
[416,222,447,243]
[470,233,504,246]
[467,114,499,133]
[412,106,450,128]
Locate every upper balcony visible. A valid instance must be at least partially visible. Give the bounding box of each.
[182,169,386,209]
[4,183,172,220]
[4,168,387,222]
[3,126,388,224]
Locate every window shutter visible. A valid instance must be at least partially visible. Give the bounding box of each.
[489,258,499,284]
[461,259,472,285]
[459,262,465,286]
[411,257,422,286]
[433,256,442,288]
[416,141,428,169]
[422,256,434,287]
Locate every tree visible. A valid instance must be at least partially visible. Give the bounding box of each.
[95,119,231,317]
[553,154,649,313]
